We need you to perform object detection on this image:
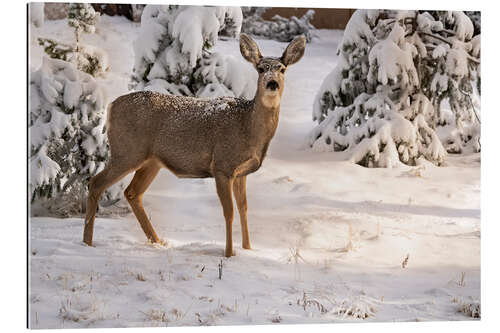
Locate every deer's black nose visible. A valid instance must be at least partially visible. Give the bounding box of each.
[266,80,279,91]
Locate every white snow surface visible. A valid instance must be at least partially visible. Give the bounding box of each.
[29,17,480,328]
[29,3,44,28]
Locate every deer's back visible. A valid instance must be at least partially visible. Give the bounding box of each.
[107,91,256,178]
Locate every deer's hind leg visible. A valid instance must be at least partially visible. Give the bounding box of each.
[124,159,162,244]
[84,163,134,246]
[233,176,251,250]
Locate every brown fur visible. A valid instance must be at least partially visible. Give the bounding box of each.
[83,33,306,257]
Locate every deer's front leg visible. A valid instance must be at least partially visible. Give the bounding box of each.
[215,174,235,257]
[233,176,251,249]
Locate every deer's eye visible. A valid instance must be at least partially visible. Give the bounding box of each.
[280,67,286,73]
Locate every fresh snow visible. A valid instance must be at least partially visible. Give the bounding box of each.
[29,16,480,328]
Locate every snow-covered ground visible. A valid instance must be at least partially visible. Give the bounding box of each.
[29,16,480,328]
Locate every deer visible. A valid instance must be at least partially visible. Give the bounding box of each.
[83,33,306,257]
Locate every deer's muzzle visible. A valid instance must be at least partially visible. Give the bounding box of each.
[266,80,279,91]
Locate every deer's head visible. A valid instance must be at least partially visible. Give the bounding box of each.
[240,33,306,108]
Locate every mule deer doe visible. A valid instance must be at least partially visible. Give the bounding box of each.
[83,33,306,257]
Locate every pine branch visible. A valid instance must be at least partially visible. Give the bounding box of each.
[458,87,481,124]
[441,29,456,36]
[419,32,452,46]
[467,55,481,64]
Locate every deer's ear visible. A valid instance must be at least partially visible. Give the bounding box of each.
[240,33,262,66]
[281,35,306,66]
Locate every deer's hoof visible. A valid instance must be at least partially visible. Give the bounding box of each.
[225,249,235,257]
[242,244,251,250]
[148,237,164,245]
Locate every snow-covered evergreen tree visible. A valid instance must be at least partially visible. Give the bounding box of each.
[66,3,108,76]
[29,57,120,216]
[132,5,256,99]
[68,3,100,51]
[306,10,480,168]
[241,7,316,43]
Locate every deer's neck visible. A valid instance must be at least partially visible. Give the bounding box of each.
[252,90,281,141]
